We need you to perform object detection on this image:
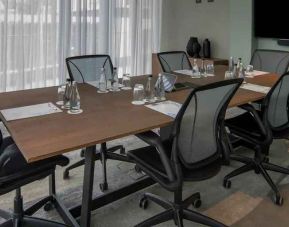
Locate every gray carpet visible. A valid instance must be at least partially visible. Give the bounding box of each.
[1,121,289,226]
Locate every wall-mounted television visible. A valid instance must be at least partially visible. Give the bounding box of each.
[254,1,289,39]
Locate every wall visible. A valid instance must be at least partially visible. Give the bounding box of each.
[229,0,254,65]
[161,0,289,65]
[229,0,289,64]
[161,0,230,59]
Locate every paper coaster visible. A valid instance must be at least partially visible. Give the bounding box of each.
[121,87,132,90]
[97,90,109,93]
[56,101,64,106]
[67,109,83,115]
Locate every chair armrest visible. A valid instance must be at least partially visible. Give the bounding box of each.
[238,104,267,136]
[135,131,175,181]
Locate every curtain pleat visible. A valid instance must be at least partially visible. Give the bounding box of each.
[0,0,162,92]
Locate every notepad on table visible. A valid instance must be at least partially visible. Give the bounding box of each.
[245,70,269,78]
[241,83,271,94]
[174,69,214,77]
[145,100,182,118]
[1,102,62,121]
[174,70,200,78]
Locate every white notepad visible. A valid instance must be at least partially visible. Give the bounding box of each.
[174,70,200,78]
[1,102,62,121]
[145,100,182,118]
[241,83,271,94]
[174,69,214,77]
[245,70,269,78]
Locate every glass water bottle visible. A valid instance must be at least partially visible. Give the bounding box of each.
[63,78,72,109]
[155,73,166,101]
[229,56,234,72]
[111,67,120,92]
[192,59,199,77]
[145,75,155,103]
[98,68,108,93]
[69,81,81,113]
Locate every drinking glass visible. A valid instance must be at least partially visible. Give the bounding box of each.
[206,63,215,76]
[246,64,254,73]
[121,73,132,90]
[224,71,234,79]
[56,84,66,106]
[245,64,254,78]
[132,84,145,105]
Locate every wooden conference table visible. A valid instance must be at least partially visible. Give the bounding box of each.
[0,65,278,227]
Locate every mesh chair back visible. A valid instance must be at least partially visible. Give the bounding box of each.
[174,79,242,169]
[264,72,289,131]
[66,55,114,83]
[250,49,289,75]
[0,130,2,148]
[157,51,192,73]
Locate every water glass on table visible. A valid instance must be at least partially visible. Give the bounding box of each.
[56,84,66,106]
[224,71,234,80]
[206,63,215,76]
[122,73,132,90]
[132,84,145,105]
[246,65,254,73]
[245,65,254,77]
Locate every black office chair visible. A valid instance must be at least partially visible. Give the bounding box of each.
[250,49,289,75]
[127,79,242,227]
[223,71,289,205]
[0,130,70,227]
[157,51,192,73]
[64,55,128,192]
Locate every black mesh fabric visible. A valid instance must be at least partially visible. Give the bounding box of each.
[250,50,289,75]
[265,73,289,130]
[0,130,2,148]
[176,82,240,168]
[66,55,113,83]
[158,52,192,73]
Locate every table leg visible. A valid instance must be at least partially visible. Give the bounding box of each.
[80,146,96,227]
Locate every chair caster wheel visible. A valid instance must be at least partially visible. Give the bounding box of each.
[223,179,231,189]
[120,147,126,154]
[44,202,54,211]
[254,169,260,174]
[274,195,283,206]
[63,171,70,180]
[99,182,108,192]
[193,198,202,208]
[139,197,149,210]
[135,165,142,173]
[80,149,85,157]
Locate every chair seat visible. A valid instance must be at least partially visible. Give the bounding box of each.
[128,145,221,183]
[0,144,69,193]
[225,111,265,141]
[1,217,69,227]
[0,136,14,153]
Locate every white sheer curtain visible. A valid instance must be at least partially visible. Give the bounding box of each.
[0,0,61,91]
[0,0,162,92]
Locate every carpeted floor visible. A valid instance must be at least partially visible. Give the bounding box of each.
[1,122,289,226]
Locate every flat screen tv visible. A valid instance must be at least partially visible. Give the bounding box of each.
[254,1,289,39]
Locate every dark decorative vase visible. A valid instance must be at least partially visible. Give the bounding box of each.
[186,37,199,57]
[203,38,211,58]
[192,41,201,58]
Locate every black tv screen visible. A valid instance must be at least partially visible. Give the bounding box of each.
[254,1,289,39]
